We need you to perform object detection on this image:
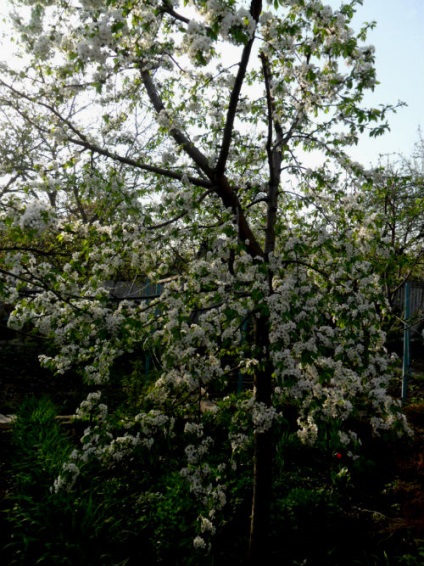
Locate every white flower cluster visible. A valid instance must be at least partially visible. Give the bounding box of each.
[219,7,256,42]
[203,1,256,42]
[135,410,173,440]
[191,513,216,552]
[52,461,80,493]
[229,432,250,454]
[162,150,177,166]
[179,421,227,521]
[105,433,144,462]
[338,430,362,458]
[182,20,214,65]
[75,391,108,422]
[200,515,216,535]
[193,535,207,549]
[19,201,55,234]
[297,415,319,446]
[33,35,52,60]
[252,401,277,434]
[184,421,205,437]
[157,109,172,130]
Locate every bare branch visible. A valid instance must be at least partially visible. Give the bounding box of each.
[260,52,282,256]
[161,2,190,25]
[139,66,264,257]
[216,0,262,176]
[0,77,213,190]
[66,134,213,189]
[140,68,213,175]
[146,188,213,230]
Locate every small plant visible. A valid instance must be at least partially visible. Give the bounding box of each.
[4,397,142,564]
[4,396,74,563]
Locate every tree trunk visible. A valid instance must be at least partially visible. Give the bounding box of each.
[248,314,274,565]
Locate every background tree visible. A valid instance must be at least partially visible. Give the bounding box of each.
[0,1,409,563]
[365,132,424,309]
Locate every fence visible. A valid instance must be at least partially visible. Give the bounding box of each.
[393,280,424,320]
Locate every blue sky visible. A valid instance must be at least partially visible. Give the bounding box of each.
[0,0,423,165]
[334,0,424,164]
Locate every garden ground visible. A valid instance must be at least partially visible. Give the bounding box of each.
[0,337,423,564]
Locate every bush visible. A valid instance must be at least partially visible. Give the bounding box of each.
[4,396,131,565]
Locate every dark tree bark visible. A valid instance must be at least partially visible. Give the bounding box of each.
[248,313,274,565]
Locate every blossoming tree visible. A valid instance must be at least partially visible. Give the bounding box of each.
[0,0,409,562]
[365,134,424,309]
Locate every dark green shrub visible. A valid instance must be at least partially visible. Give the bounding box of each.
[4,397,129,565]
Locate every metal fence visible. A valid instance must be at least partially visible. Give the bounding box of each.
[393,280,424,321]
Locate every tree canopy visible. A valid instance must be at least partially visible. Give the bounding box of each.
[0,1,411,562]
[366,133,424,306]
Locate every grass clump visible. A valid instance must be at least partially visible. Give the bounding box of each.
[4,396,75,564]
